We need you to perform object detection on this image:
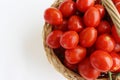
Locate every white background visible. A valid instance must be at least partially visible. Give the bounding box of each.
[0,0,66,80]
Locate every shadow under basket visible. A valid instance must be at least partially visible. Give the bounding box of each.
[43,0,120,80]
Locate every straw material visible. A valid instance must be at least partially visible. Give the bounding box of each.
[43,0,120,80]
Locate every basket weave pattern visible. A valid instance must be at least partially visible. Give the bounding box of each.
[43,0,120,80]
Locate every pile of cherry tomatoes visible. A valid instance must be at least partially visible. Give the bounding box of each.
[44,0,120,79]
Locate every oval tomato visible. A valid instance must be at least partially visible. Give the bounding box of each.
[110,52,120,72]
[76,0,95,12]
[113,43,120,52]
[59,0,76,17]
[112,25,120,43]
[60,31,79,49]
[44,7,63,25]
[84,7,101,27]
[94,4,105,18]
[90,50,113,72]
[79,27,97,47]
[46,30,63,48]
[68,15,83,32]
[78,58,100,80]
[65,46,86,64]
[96,34,115,52]
[96,20,111,35]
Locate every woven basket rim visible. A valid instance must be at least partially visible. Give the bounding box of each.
[43,0,120,80]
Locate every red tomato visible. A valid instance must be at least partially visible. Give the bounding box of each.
[96,34,115,52]
[116,3,120,13]
[112,25,120,43]
[64,59,78,71]
[94,4,105,18]
[53,19,68,31]
[46,30,63,48]
[65,46,86,64]
[60,31,79,49]
[78,58,100,80]
[113,43,120,52]
[68,15,83,32]
[96,20,111,35]
[59,1,76,17]
[84,7,101,27]
[76,0,95,12]
[79,27,97,47]
[110,52,120,72]
[90,50,113,72]
[112,0,120,4]
[44,7,63,25]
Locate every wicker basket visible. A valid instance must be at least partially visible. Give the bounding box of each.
[43,0,120,80]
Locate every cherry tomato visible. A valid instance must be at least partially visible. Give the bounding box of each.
[113,43,120,52]
[68,15,83,32]
[110,52,120,72]
[116,3,120,13]
[84,7,101,27]
[112,25,120,43]
[65,46,86,64]
[96,34,115,52]
[79,27,97,47]
[112,0,120,4]
[60,31,79,49]
[64,59,78,71]
[44,7,63,25]
[96,20,111,35]
[94,4,105,18]
[90,50,113,72]
[76,0,95,12]
[59,1,76,17]
[53,19,68,31]
[46,30,63,48]
[78,58,100,80]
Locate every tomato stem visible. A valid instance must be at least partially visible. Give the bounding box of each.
[108,71,112,80]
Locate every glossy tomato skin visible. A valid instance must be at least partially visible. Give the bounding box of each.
[112,25,120,43]
[113,43,120,52]
[44,7,63,25]
[65,46,86,64]
[46,30,63,48]
[94,4,105,19]
[90,50,113,72]
[96,34,115,52]
[112,0,120,4]
[110,52,120,72]
[84,7,101,27]
[76,0,95,12]
[78,58,100,80]
[97,20,111,35]
[59,1,76,17]
[60,31,79,49]
[53,19,68,31]
[68,15,83,32]
[79,27,97,47]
